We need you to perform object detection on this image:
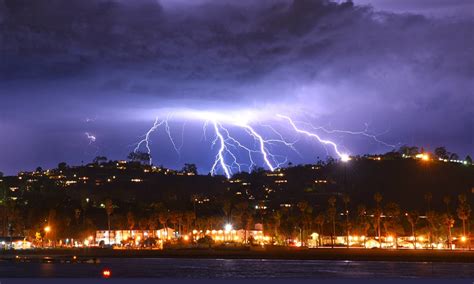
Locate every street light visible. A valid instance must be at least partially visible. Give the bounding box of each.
[43,226,51,248]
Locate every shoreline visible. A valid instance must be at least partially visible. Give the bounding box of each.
[2,247,474,263]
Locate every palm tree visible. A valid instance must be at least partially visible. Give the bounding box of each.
[184,211,196,234]
[169,211,179,232]
[158,213,168,231]
[327,196,337,248]
[342,194,350,248]
[424,192,433,248]
[191,194,200,216]
[443,196,451,214]
[315,213,325,247]
[272,211,282,242]
[457,194,471,237]
[384,202,401,249]
[357,205,370,248]
[149,202,166,238]
[442,213,455,249]
[297,201,309,245]
[373,192,383,248]
[406,211,419,249]
[426,210,437,249]
[104,199,114,244]
[127,211,135,233]
[235,202,249,242]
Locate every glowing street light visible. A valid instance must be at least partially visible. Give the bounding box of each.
[44,226,51,233]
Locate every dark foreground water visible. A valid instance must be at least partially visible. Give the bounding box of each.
[0,258,472,278]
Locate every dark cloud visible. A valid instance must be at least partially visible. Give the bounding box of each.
[0,0,472,174]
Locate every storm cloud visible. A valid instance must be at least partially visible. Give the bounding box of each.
[0,0,473,174]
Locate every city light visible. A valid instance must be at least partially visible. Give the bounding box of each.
[102,269,112,278]
[224,224,233,232]
[44,226,51,233]
[341,154,351,162]
[416,153,430,161]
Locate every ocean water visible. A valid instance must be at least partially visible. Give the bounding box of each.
[0,258,472,278]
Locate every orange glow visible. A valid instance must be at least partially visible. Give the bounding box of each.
[102,269,111,278]
[416,153,430,161]
[461,236,467,242]
[183,235,189,241]
[44,226,51,233]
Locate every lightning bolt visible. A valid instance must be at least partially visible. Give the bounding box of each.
[134,117,165,165]
[207,120,296,177]
[134,115,183,165]
[85,132,96,144]
[302,121,396,149]
[136,110,395,178]
[210,120,232,178]
[277,114,350,162]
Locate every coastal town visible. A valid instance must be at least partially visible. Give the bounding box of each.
[0,146,472,252]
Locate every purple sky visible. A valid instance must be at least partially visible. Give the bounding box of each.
[0,0,473,175]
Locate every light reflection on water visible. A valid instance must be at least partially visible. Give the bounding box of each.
[0,258,472,278]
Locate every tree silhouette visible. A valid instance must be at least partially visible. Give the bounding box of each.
[58,162,68,170]
[465,155,472,165]
[384,202,401,249]
[373,192,383,248]
[434,147,449,159]
[342,194,351,248]
[426,210,437,250]
[315,213,325,247]
[93,156,108,164]
[406,211,419,249]
[182,163,198,175]
[442,213,455,249]
[357,204,370,248]
[456,194,471,238]
[327,196,337,248]
[104,199,114,244]
[127,151,151,164]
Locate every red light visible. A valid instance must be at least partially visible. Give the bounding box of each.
[102,269,111,278]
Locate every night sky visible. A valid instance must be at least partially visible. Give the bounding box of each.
[0,0,473,175]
